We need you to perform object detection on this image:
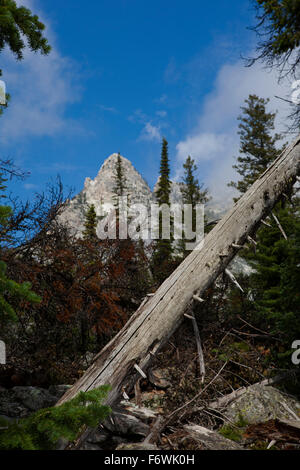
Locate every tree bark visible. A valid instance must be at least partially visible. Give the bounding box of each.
[57,136,300,408]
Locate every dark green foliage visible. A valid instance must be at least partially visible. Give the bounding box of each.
[0,385,111,450]
[247,200,300,361]
[250,0,300,77]
[228,95,283,198]
[152,138,173,283]
[226,91,300,367]
[181,156,209,207]
[227,93,299,367]
[0,259,40,323]
[83,204,97,240]
[155,138,172,205]
[113,153,127,200]
[179,156,209,257]
[0,0,51,61]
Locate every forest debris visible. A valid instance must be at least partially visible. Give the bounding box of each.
[183,424,244,450]
[244,419,300,449]
[185,313,205,383]
[103,411,149,437]
[271,211,288,240]
[134,364,147,379]
[225,269,244,293]
[148,368,172,390]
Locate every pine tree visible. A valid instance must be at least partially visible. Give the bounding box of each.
[83,204,97,240]
[152,138,173,283]
[0,1,50,113]
[250,0,300,78]
[226,94,299,367]
[249,1,300,129]
[179,156,209,257]
[113,153,127,200]
[0,386,111,450]
[228,95,283,199]
[246,198,300,365]
[0,0,51,62]
[155,138,171,205]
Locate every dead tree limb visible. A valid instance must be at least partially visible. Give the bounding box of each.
[188,313,206,383]
[57,136,300,408]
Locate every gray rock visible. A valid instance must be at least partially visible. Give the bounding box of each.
[0,388,29,418]
[103,412,149,437]
[224,384,300,425]
[0,386,58,418]
[12,386,57,411]
[148,368,171,390]
[116,442,159,450]
[111,435,130,445]
[87,429,110,445]
[48,384,71,400]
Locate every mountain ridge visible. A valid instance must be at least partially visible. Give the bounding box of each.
[59,153,230,236]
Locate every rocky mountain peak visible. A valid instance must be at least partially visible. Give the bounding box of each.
[59,152,230,238]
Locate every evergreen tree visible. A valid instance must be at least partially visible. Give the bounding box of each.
[0,0,51,62]
[113,153,127,200]
[246,198,300,365]
[0,1,50,113]
[228,94,283,198]
[83,204,97,240]
[226,94,299,367]
[181,156,209,207]
[0,386,111,450]
[179,156,209,257]
[250,0,300,78]
[155,138,171,205]
[152,138,173,283]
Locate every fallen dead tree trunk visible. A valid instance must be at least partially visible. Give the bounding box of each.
[57,136,300,408]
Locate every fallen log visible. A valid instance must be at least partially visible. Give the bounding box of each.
[183,424,244,450]
[57,136,300,408]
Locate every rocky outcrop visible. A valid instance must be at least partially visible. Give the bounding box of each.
[224,384,300,424]
[58,153,227,238]
[59,153,154,237]
[0,385,70,419]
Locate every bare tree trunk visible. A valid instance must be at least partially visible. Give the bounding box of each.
[57,136,300,408]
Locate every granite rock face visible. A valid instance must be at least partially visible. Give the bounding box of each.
[224,384,300,424]
[0,385,66,419]
[59,153,154,237]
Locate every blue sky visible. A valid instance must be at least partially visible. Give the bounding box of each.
[1,0,292,205]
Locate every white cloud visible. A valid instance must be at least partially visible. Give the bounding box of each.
[140,122,161,142]
[175,60,293,205]
[176,133,234,162]
[0,0,82,142]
